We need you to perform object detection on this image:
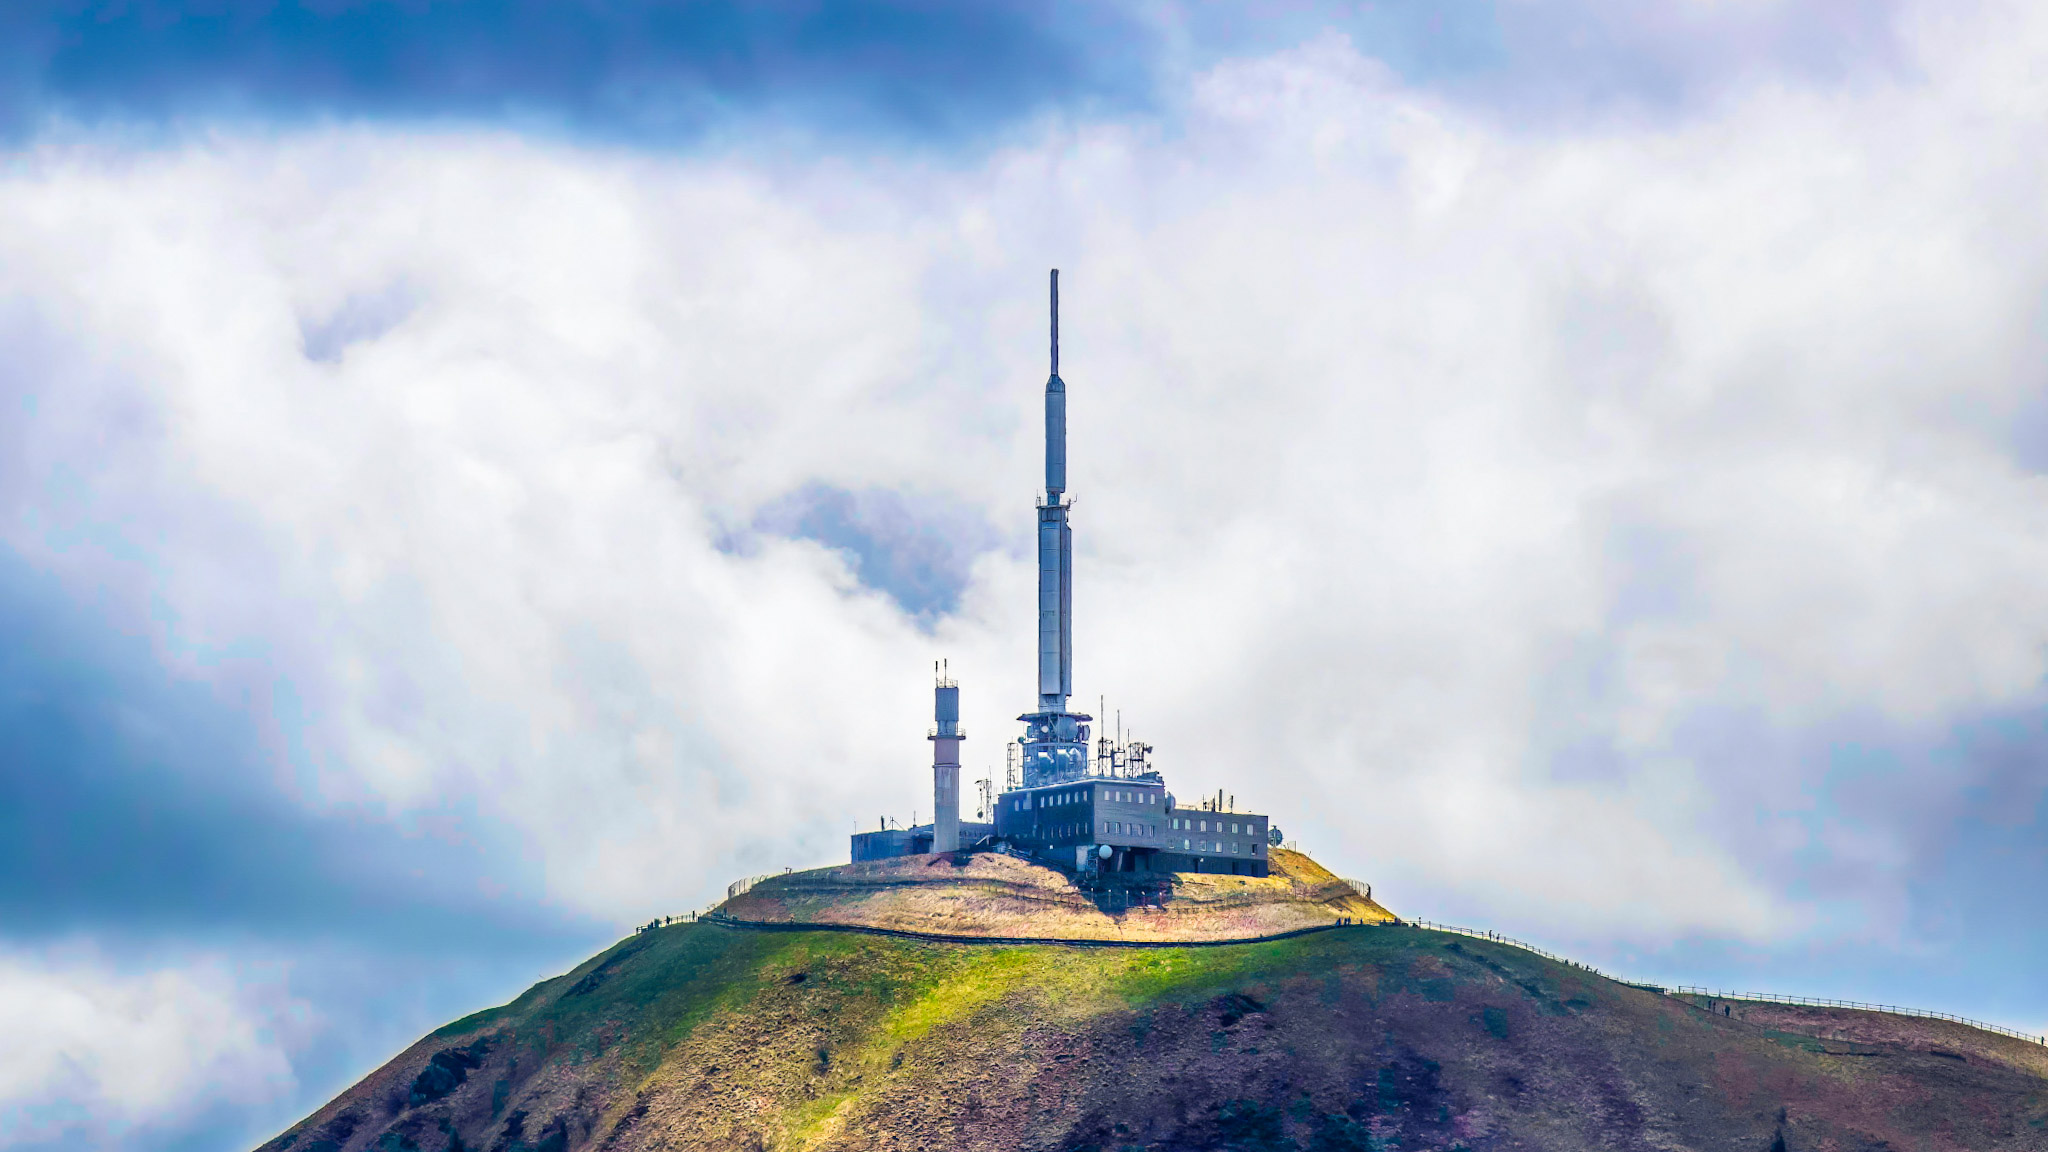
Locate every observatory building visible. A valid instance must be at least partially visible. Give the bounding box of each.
[850,271,1273,878]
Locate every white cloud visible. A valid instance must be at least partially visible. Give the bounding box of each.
[3,2,2047,958]
[0,947,304,1148]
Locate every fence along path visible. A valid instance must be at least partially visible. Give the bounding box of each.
[1406,919,1643,987]
[1667,986,2047,1047]
[725,869,794,900]
[1406,918,2046,1048]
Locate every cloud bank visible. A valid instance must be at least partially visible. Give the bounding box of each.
[0,946,301,1149]
[5,1,2048,1146]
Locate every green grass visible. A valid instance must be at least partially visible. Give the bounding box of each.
[290,918,2048,1152]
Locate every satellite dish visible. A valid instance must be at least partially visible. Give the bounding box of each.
[1098,844,1113,859]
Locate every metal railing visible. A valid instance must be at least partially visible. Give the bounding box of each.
[1402,920,2045,1047]
[1669,987,2047,1046]
[1342,878,1373,901]
[726,869,789,900]
[1406,919,1634,984]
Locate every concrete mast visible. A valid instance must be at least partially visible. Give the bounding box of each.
[931,663,963,853]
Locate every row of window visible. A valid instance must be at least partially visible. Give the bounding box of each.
[1026,788,1087,810]
[1175,838,1257,856]
[1168,817,1258,836]
[1016,787,1160,812]
[1100,820,1153,837]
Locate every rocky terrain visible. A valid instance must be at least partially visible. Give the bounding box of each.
[259,855,2048,1152]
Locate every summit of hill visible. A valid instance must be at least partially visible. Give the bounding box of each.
[717,847,1393,943]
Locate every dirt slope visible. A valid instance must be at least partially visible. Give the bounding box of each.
[259,921,2048,1152]
[719,848,1393,942]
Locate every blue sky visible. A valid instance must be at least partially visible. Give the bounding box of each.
[2,2,2046,1149]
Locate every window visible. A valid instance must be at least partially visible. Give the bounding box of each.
[1199,820,1208,832]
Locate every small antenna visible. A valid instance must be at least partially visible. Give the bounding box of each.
[1050,269,1060,378]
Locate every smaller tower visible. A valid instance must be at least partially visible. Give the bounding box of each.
[931,662,964,853]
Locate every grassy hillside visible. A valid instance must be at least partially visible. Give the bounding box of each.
[260,921,2048,1152]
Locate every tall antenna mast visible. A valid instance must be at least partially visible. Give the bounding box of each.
[1018,268,1089,788]
[1051,268,1059,378]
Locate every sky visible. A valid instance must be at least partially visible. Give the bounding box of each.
[2,1,2047,1147]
